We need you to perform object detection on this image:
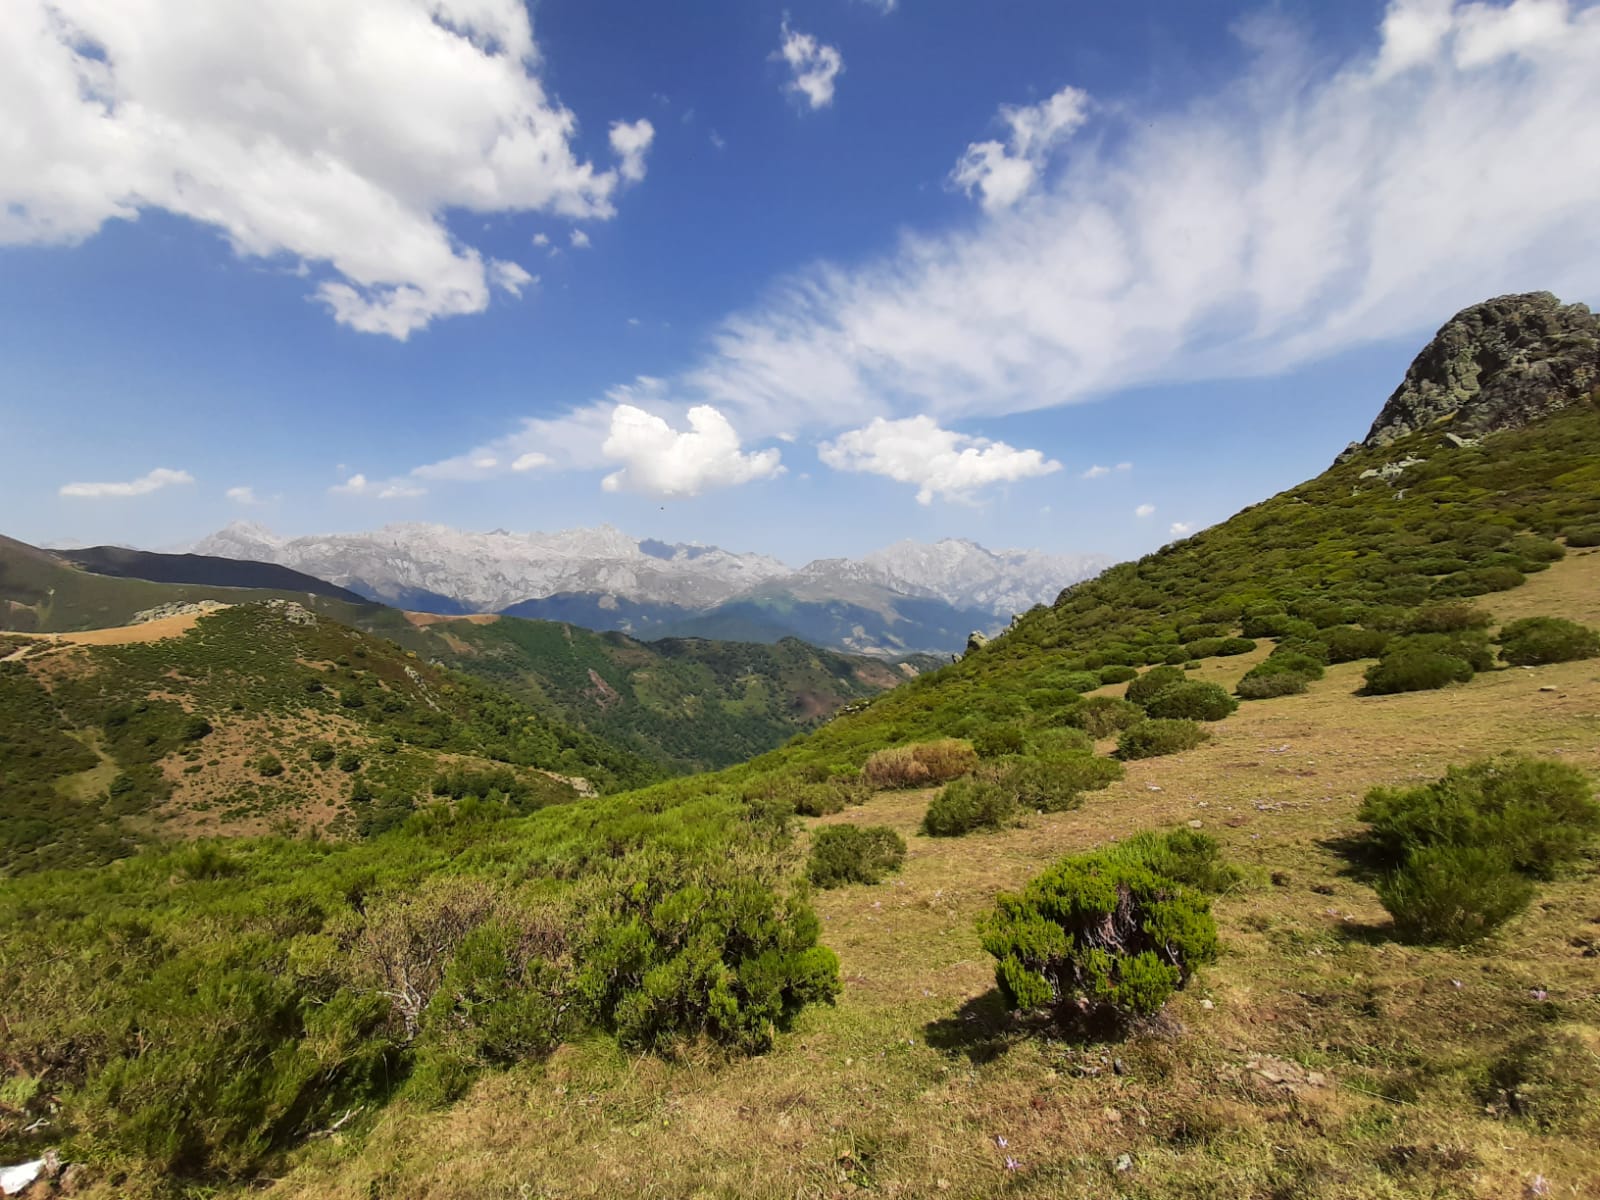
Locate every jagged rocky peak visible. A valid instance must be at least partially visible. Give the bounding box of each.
[1355,291,1599,454]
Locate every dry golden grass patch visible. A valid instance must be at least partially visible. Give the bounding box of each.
[232,557,1600,1200]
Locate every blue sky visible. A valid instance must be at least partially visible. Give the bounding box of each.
[3,0,1598,566]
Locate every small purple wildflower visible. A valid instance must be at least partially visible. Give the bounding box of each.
[1531,988,1549,1002]
[1004,1156,1022,1172]
[994,1135,1008,1149]
[1528,1173,1551,1197]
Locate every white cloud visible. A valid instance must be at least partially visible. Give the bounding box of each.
[1116,461,1132,471]
[601,404,784,498]
[710,130,727,150]
[818,415,1060,505]
[2,0,653,339]
[609,119,655,184]
[1169,521,1194,536]
[402,1,1600,496]
[1082,464,1110,479]
[511,452,550,472]
[225,486,258,505]
[60,467,193,499]
[489,260,535,298]
[330,473,424,500]
[1135,503,1156,518]
[531,233,550,248]
[951,85,1091,212]
[570,229,591,249]
[776,21,843,110]
[856,0,897,11]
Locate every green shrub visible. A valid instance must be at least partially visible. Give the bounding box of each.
[1215,637,1257,656]
[1508,535,1565,564]
[1144,681,1238,722]
[1061,671,1104,693]
[1434,565,1525,596]
[1025,727,1094,756]
[1120,828,1242,894]
[807,825,907,888]
[253,753,283,778]
[1177,623,1229,642]
[1002,754,1124,812]
[1126,666,1186,709]
[1256,650,1326,680]
[1407,600,1493,634]
[1358,755,1599,879]
[337,750,363,774]
[1236,671,1309,699]
[1498,616,1600,666]
[1241,612,1292,638]
[1182,637,1228,658]
[922,776,1018,836]
[862,740,977,790]
[1361,645,1474,695]
[1097,665,1138,685]
[1116,719,1211,760]
[1062,696,1144,738]
[1563,524,1600,548]
[971,724,1027,759]
[1271,636,1330,664]
[1161,646,1193,664]
[1321,625,1391,663]
[1375,845,1534,945]
[181,715,213,742]
[981,844,1219,1021]
[1181,660,1202,671]
[307,740,336,765]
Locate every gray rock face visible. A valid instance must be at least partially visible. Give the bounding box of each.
[1355,291,1599,454]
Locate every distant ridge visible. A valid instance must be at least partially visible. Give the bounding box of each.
[51,544,367,604]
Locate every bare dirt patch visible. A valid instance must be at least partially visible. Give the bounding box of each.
[403,611,501,627]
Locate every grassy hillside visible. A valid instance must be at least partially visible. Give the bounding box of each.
[389,614,928,770]
[761,397,1600,773]
[0,536,929,775]
[3,401,1598,1197]
[0,602,658,875]
[0,534,405,634]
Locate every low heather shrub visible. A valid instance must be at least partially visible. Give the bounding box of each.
[1144,681,1238,722]
[1116,719,1210,760]
[807,825,907,888]
[862,740,978,790]
[1498,616,1600,666]
[921,776,1018,836]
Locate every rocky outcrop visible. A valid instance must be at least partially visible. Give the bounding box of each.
[1348,292,1599,457]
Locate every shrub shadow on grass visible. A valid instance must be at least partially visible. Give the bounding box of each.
[923,990,1136,1063]
[922,990,1019,1064]
[1317,831,1387,885]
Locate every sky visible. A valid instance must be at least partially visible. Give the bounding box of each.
[3,0,1599,567]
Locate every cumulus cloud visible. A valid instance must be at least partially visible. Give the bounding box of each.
[951,85,1091,212]
[225,486,258,505]
[609,119,655,184]
[1135,503,1156,518]
[60,467,193,499]
[330,473,424,500]
[818,415,1061,505]
[512,452,551,472]
[570,229,591,249]
[601,404,784,498]
[1169,521,1194,536]
[1082,465,1110,479]
[777,21,844,110]
[2,0,653,338]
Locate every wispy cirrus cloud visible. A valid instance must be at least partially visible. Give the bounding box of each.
[409,0,1600,500]
[60,467,194,499]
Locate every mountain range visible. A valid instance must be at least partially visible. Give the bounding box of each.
[188,523,1111,655]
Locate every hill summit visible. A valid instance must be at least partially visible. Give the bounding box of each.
[1352,290,1599,455]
